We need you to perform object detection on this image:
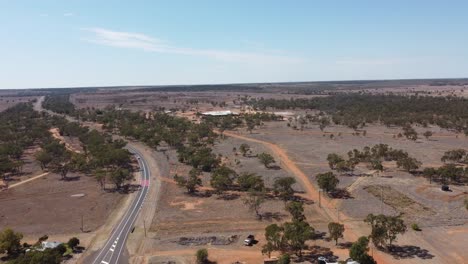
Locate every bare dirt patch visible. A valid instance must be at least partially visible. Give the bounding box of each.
[0,172,124,237]
[0,96,38,111]
[169,199,204,211]
[364,185,435,218]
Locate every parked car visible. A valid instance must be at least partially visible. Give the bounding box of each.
[318,256,334,264]
[243,235,255,246]
[317,257,359,264]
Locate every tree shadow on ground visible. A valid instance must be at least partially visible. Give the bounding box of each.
[266,165,282,170]
[387,245,435,260]
[3,173,33,184]
[105,183,141,194]
[216,193,240,200]
[338,241,353,249]
[63,176,81,182]
[313,231,327,240]
[261,211,287,221]
[191,190,213,198]
[330,189,353,199]
[298,245,337,263]
[73,246,86,254]
[291,195,315,205]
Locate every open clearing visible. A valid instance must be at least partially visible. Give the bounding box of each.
[0,172,124,237]
[66,86,468,264]
[1,82,467,264]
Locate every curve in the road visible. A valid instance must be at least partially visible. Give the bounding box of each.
[33,96,153,264]
[92,147,150,264]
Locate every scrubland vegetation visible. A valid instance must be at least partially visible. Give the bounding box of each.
[246,94,468,133]
[9,90,465,263]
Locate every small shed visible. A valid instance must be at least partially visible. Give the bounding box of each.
[41,241,62,250]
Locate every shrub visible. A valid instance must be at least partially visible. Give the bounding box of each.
[411,223,421,231]
[67,237,80,249]
[196,248,209,264]
[277,254,291,264]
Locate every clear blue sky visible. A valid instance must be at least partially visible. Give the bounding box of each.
[1,0,467,89]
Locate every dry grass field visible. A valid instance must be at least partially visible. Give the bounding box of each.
[1,81,467,264]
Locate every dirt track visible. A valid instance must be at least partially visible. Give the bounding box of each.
[221,130,392,264]
[7,172,49,189]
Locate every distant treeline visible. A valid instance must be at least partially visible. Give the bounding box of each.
[246,94,468,132]
[42,94,76,115]
[130,84,262,92]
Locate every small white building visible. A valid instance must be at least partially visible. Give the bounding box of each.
[41,241,62,250]
[201,110,238,116]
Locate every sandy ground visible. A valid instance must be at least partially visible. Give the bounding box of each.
[111,122,467,264]
[219,127,468,264]
[4,92,467,263]
[131,136,344,264]
[0,96,37,111]
[0,172,125,237]
[26,96,152,264]
[49,128,83,153]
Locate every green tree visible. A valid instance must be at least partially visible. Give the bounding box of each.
[239,143,251,157]
[246,119,255,133]
[67,237,80,249]
[328,222,345,245]
[277,254,291,264]
[0,228,23,256]
[438,163,464,184]
[257,152,275,168]
[402,125,418,141]
[264,224,285,251]
[285,201,305,221]
[396,157,421,172]
[196,248,209,264]
[237,172,264,192]
[210,165,237,194]
[94,168,107,190]
[243,189,266,219]
[261,242,275,258]
[423,131,433,140]
[70,153,88,172]
[316,172,339,193]
[34,151,52,170]
[283,220,314,257]
[0,156,14,180]
[441,149,467,163]
[49,160,72,180]
[370,159,384,171]
[349,236,376,264]
[422,167,437,184]
[9,248,63,264]
[109,168,132,190]
[365,214,407,248]
[273,177,296,201]
[174,168,202,194]
[327,153,345,170]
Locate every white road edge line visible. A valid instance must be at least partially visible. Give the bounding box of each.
[92,148,148,264]
[114,148,151,263]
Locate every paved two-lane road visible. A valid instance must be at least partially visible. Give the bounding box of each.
[33,96,153,264]
[91,146,151,264]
